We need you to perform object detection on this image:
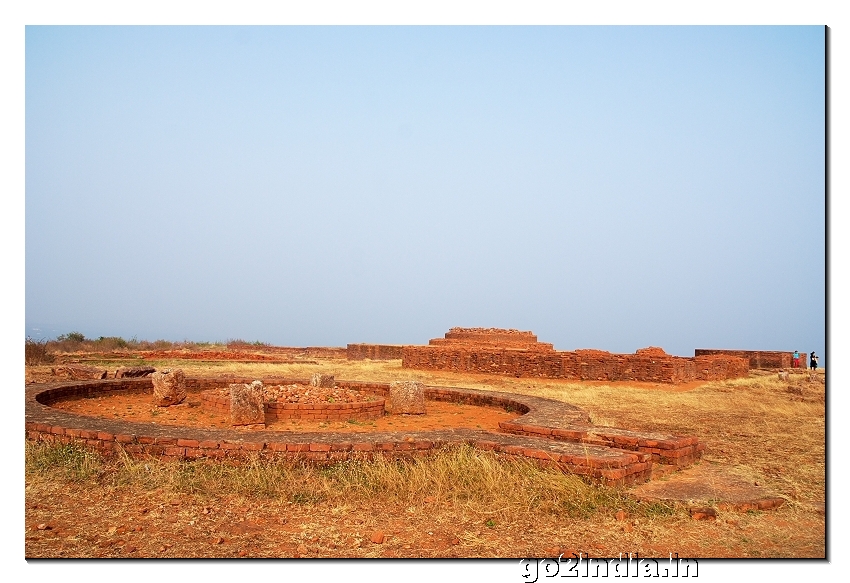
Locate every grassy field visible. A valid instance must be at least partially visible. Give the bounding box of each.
[25,357,825,558]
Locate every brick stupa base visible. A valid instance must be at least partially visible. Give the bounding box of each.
[26,376,705,487]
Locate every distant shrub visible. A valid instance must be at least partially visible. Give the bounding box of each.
[94,336,130,350]
[227,339,268,349]
[57,331,85,343]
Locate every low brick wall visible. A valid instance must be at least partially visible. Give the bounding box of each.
[346,344,406,360]
[200,389,385,421]
[26,377,705,487]
[402,346,566,378]
[402,328,748,383]
[694,349,794,369]
[403,346,748,383]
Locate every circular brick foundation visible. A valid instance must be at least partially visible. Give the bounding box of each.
[25,376,704,487]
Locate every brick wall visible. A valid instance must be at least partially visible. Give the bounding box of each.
[346,344,406,360]
[694,349,794,369]
[199,389,385,421]
[402,329,749,383]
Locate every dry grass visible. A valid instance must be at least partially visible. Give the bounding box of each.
[26,441,672,521]
[25,338,53,366]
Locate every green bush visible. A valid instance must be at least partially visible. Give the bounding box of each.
[57,331,85,343]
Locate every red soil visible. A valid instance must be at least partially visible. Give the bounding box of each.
[50,392,518,433]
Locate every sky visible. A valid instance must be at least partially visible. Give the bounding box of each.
[25,25,825,359]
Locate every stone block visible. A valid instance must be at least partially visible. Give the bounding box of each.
[52,364,108,380]
[310,373,335,388]
[115,366,156,378]
[152,369,186,406]
[387,381,426,414]
[230,380,265,426]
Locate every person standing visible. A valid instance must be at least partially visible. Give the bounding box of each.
[810,352,818,370]
[793,350,800,368]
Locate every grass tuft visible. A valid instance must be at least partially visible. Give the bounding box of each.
[25,337,54,365]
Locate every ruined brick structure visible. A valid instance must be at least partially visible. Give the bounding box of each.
[402,328,748,384]
[26,376,707,486]
[694,349,794,369]
[346,344,406,360]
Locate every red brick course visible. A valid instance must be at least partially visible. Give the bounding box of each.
[25,376,706,487]
[346,344,406,360]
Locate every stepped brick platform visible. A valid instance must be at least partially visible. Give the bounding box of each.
[403,328,748,384]
[694,349,795,370]
[26,377,705,487]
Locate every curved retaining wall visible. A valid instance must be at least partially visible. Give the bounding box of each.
[25,377,705,487]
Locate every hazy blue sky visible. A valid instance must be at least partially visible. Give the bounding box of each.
[25,26,825,359]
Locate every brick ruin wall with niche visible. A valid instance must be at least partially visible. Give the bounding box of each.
[402,328,749,383]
